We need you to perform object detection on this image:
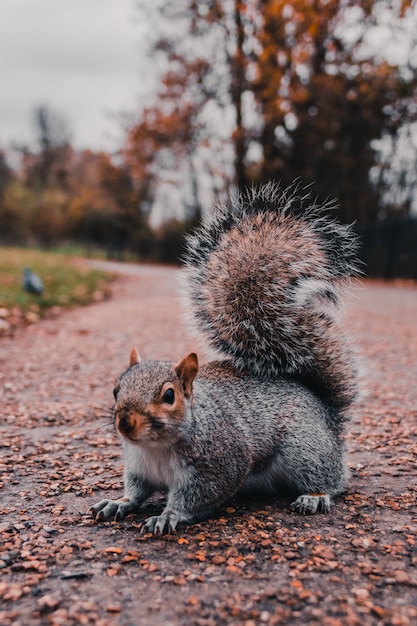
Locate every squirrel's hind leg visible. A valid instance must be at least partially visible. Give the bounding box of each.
[290,493,331,515]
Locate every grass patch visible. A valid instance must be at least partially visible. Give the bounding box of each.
[0,247,116,317]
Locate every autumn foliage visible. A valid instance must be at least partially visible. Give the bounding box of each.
[126,0,417,225]
[1,2,417,271]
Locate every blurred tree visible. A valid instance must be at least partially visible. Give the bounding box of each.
[125,98,205,223]
[22,105,73,188]
[0,149,12,204]
[28,188,69,248]
[250,0,417,223]
[1,139,151,256]
[125,0,245,221]
[128,0,417,224]
[0,151,20,243]
[0,182,30,244]
[66,150,150,258]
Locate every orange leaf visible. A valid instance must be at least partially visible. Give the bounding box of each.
[103,547,122,554]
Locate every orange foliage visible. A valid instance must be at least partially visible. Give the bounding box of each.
[124,0,417,224]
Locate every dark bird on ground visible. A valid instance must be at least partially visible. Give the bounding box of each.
[22,267,44,295]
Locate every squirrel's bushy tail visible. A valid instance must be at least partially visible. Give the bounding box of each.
[183,182,360,409]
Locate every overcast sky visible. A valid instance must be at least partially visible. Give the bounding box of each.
[0,0,152,154]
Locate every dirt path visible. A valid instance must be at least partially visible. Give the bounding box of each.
[1,264,416,626]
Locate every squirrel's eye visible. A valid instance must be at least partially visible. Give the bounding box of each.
[162,388,175,405]
[113,386,120,401]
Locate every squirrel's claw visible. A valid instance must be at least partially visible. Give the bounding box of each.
[142,511,181,535]
[290,494,331,515]
[90,498,136,522]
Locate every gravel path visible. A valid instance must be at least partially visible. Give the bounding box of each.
[0,264,416,626]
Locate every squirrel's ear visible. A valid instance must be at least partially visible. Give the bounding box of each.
[129,347,141,367]
[175,352,199,399]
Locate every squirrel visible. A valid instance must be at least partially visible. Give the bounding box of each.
[90,182,360,535]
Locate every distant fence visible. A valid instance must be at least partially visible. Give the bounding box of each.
[356,218,417,279]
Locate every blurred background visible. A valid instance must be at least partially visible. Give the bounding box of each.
[1,0,417,277]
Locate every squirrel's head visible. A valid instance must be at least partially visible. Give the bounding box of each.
[112,348,199,447]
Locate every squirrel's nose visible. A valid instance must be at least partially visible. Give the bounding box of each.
[118,412,134,435]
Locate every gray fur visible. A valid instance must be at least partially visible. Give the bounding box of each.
[91,182,359,534]
[183,181,360,409]
[91,360,347,533]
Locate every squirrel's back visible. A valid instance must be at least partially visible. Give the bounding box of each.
[183,182,360,409]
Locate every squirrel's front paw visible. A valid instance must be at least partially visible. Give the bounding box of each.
[90,498,136,522]
[141,510,183,535]
[290,493,331,515]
